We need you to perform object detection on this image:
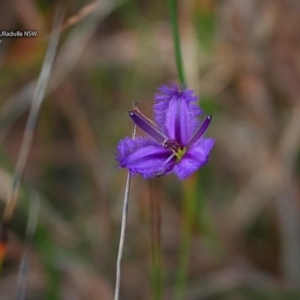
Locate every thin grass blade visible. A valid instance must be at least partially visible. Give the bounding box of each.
[0,7,64,268]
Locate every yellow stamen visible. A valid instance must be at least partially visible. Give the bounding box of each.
[175,147,187,162]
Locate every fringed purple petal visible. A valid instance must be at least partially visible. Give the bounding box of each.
[116,136,175,178]
[154,83,202,145]
[173,137,215,180]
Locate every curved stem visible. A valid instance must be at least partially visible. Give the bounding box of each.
[114,122,137,300]
[114,172,132,300]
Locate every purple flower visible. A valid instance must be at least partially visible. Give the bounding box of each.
[116,83,214,180]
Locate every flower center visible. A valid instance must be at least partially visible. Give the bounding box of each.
[163,139,187,162]
[175,147,187,162]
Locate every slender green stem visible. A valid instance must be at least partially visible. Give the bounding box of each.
[149,179,163,300]
[167,0,186,85]
[175,176,197,300]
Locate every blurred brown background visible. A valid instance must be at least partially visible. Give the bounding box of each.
[0,0,300,299]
